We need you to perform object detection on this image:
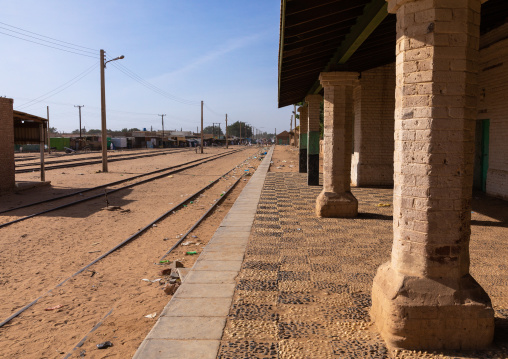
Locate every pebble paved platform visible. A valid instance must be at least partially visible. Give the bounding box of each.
[133,146,275,359]
[134,147,508,359]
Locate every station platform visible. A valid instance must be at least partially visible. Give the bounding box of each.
[134,146,508,359]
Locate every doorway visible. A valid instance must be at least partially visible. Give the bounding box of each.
[473,119,490,192]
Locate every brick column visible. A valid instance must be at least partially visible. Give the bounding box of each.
[305,94,322,186]
[316,72,359,218]
[0,98,15,193]
[371,0,494,350]
[298,106,308,173]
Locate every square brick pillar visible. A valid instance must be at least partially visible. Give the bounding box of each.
[305,94,322,186]
[371,0,494,350]
[298,105,308,173]
[0,98,15,193]
[316,72,359,218]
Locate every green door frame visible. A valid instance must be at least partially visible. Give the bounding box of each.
[481,119,490,192]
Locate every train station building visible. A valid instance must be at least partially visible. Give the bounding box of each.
[278,0,508,350]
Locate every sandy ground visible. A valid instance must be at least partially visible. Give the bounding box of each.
[0,146,268,359]
[269,146,299,173]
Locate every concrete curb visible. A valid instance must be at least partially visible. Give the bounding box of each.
[133,146,274,359]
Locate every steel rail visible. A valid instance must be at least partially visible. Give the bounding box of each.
[0,149,245,228]
[61,306,116,359]
[0,149,242,215]
[0,153,257,328]
[159,176,242,262]
[15,148,186,167]
[15,148,191,173]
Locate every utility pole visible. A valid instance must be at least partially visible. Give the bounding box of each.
[240,121,242,145]
[212,122,221,140]
[46,106,51,154]
[225,114,228,149]
[40,121,45,182]
[100,49,124,173]
[158,113,166,139]
[200,101,204,153]
[74,105,84,139]
[100,49,107,172]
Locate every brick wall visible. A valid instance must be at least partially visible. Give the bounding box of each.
[0,98,15,192]
[351,63,396,186]
[478,27,508,199]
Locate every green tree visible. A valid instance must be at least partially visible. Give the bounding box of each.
[203,125,224,136]
[226,121,252,138]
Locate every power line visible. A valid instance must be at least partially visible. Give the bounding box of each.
[14,96,165,118]
[0,21,97,52]
[0,30,97,58]
[110,62,195,105]
[110,61,200,106]
[108,59,200,106]
[0,25,96,55]
[204,103,224,117]
[15,62,99,110]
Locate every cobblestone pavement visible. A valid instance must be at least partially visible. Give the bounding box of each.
[218,172,508,359]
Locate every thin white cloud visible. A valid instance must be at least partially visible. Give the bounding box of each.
[161,33,263,79]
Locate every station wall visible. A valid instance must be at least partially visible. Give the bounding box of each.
[478,24,508,199]
[0,98,14,193]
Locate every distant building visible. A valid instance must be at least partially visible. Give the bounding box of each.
[276,131,290,145]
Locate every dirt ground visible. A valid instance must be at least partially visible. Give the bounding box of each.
[269,145,323,174]
[0,146,268,359]
[269,146,299,173]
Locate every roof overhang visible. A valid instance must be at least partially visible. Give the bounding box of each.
[13,110,48,144]
[278,0,508,108]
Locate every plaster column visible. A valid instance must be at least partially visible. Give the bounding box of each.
[316,72,359,218]
[0,98,15,193]
[371,0,494,350]
[305,94,322,186]
[298,106,308,173]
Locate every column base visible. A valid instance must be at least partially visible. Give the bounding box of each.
[315,191,358,218]
[371,262,494,350]
[299,149,307,173]
[307,154,319,186]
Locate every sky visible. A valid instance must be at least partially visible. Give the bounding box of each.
[0,0,294,134]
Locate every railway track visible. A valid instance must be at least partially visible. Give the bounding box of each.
[15,152,97,162]
[15,148,191,173]
[0,162,243,328]
[0,147,268,358]
[1,148,246,226]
